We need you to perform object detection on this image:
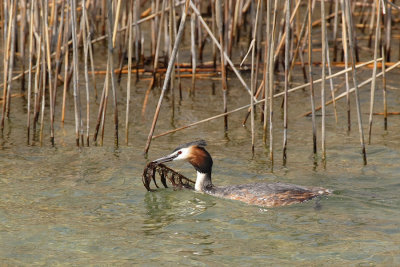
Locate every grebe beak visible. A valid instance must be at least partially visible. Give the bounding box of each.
[152,152,178,164]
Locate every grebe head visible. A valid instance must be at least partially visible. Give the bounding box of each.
[153,140,213,191]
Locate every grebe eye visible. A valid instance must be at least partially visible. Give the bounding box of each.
[177,151,182,155]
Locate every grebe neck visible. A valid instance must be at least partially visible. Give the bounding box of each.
[195,171,213,192]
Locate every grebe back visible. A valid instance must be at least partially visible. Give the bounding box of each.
[152,140,331,207]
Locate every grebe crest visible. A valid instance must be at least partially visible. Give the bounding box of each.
[152,140,331,207]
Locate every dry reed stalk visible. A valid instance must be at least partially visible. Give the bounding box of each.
[385,2,391,61]
[323,21,339,124]
[84,9,97,99]
[141,79,156,116]
[288,59,380,93]
[195,1,202,62]
[40,36,46,146]
[301,60,400,117]
[163,5,169,61]
[282,0,290,164]
[151,102,261,139]
[144,0,191,155]
[169,73,218,78]
[112,0,122,47]
[190,2,254,100]
[273,0,301,64]
[0,67,38,90]
[224,0,230,58]
[121,1,130,58]
[94,66,227,74]
[269,0,278,164]
[153,0,166,76]
[49,0,56,27]
[367,0,376,47]
[332,0,340,61]
[82,0,90,146]
[70,0,82,146]
[151,57,400,142]
[106,0,120,146]
[215,0,228,131]
[308,0,317,155]
[382,1,388,131]
[262,0,271,144]
[92,69,145,75]
[89,2,178,47]
[61,4,70,123]
[311,10,344,28]
[168,0,177,115]
[50,0,58,44]
[250,0,262,153]
[100,65,110,146]
[19,1,27,92]
[230,0,240,56]
[294,61,397,68]
[125,8,133,145]
[133,0,140,81]
[52,0,66,121]
[190,12,196,95]
[255,0,263,120]
[340,0,351,131]
[0,93,24,103]
[98,57,379,95]
[321,0,327,161]
[374,112,400,115]
[254,0,263,104]
[237,0,245,40]
[343,0,367,164]
[33,33,42,133]
[287,5,310,84]
[27,0,35,143]
[243,80,264,126]
[150,0,157,60]
[0,0,398,158]
[93,65,108,143]
[1,0,13,130]
[64,15,85,93]
[382,45,387,130]
[101,0,106,34]
[0,0,2,30]
[367,0,381,144]
[6,0,17,120]
[43,0,55,145]
[210,0,217,67]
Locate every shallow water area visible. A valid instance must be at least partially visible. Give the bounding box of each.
[1,65,400,265]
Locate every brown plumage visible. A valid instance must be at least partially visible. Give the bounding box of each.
[207,182,330,207]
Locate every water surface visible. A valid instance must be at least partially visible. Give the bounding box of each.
[1,59,400,266]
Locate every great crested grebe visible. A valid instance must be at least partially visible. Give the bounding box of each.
[153,140,331,207]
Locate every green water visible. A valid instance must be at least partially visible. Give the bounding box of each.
[1,66,400,266]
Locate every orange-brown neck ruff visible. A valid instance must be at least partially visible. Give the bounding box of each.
[187,146,213,175]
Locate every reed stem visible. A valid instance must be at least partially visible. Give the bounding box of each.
[282,0,290,164]
[321,0,327,161]
[367,0,381,144]
[343,0,367,165]
[144,0,191,155]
